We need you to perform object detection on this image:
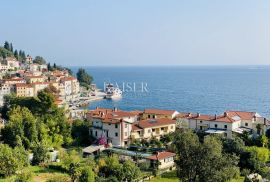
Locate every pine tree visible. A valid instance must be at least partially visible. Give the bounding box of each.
[4,41,10,51]
[53,63,56,68]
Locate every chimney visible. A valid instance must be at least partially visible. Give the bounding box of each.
[197,113,200,117]
[214,114,217,120]
[113,107,118,112]
[96,106,99,109]
[224,112,228,117]
[188,113,192,117]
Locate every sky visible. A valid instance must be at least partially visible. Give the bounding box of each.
[1,0,270,66]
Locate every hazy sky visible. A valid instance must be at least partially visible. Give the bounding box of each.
[1,0,270,66]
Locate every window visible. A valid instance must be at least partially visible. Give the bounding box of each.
[152,129,155,132]
[224,133,227,137]
[108,123,111,125]
[245,123,248,127]
[148,115,151,118]
[215,124,218,128]
[200,120,202,123]
[125,124,128,128]
[125,132,128,136]
[148,129,151,133]
[95,131,97,136]
[115,124,118,128]
[115,132,118,137]
[171,126,174,129]
[200,126,203,130]
[224,125,227,129]
[152,115,155,119]
[161,127,164,131]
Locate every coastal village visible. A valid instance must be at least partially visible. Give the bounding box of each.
[0,42,269,181]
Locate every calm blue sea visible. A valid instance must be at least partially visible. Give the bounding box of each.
[71,66,270,117]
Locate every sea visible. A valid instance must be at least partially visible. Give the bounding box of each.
[71,66,270,117]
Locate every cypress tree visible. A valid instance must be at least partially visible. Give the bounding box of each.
[10,43,13,52]
[4,41,10,51]
[14,50,18,59]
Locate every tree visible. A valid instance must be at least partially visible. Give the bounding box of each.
[32,142,49,165]
[4,41,10,51]
[173,130,240,182]
[69,162,81,182]
[10,43,13,52]
[122,160,141,182]
[33,56,46,65]
[71,119,91,146]
[79,166,95,182]
[222,137,245,155]
[48,63,52,71]
[14,49,18,59]
[76,68,93,88]
[0,144,29,177]
[98,155,124,180]
[2,106,38,149]
[0,47,14,58]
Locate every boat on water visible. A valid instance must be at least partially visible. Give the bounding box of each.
[104,83,122,99]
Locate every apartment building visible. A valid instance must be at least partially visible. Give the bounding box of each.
[15,83,34,97]
[176,111,270,138]
[143,109,179,120]
[131,118,176,140]
[88,107,139,146]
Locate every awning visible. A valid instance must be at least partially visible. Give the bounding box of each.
[82,145,105,154]
[233,127,252,134]
[205,129,226,134]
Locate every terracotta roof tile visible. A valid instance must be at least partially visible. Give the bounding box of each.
[146,151,176,161]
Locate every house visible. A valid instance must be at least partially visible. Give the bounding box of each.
[15,83,34,97]
[146,151,176,170]
[88,107,139,146]
[25,55,33,64]
[59,77,80,97]
[176,112,242,138]
[131,118,176,140]
[29,63,47,72]
[176,111,270,138]
[143,109,179,119]
[1,57,20,70]
[32,82,49,95]
[25,75,46,83]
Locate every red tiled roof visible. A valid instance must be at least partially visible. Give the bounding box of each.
[60,77,76,81]
[87,108,138,123]
[144,109,177,115]
[137,118,175,128]
[146,151,176,161]
[176,112,240,123]
[16,83,33,88]
[132,122,142,131]
[226,111,259,120]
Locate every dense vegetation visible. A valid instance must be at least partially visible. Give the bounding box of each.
[76,68,93,89]
[0,41,26,61]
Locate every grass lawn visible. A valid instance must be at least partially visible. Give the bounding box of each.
[150,171,179,182]
[149,171,245,182]
[0,165,70,182]
[30,165,70,182]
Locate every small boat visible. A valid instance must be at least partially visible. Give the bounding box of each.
[104,83,122,99]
